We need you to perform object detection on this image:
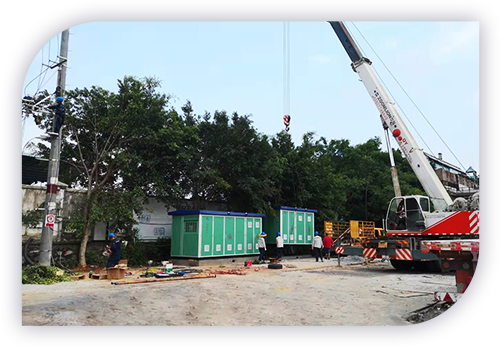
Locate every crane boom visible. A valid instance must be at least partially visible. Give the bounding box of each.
[328,22,453,211]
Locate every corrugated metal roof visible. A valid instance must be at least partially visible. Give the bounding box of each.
[168,210,266,218]
[424,152,465,174]
[275,206,318,213]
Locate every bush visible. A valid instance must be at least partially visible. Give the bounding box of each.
[22,265,73,285]
[145,237,171,262]
[85,250,106,267]
[122,242,144,267]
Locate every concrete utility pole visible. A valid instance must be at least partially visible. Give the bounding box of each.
[39,29,69,266]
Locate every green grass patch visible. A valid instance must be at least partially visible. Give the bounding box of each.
[22,265,73,285]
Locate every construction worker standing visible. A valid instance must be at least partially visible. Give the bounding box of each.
[323,233,334,260]
[257,231,267,264]
[312,231,324,262]
[276,232,284,261]
[106,233,122,268]
[47,96,66,136]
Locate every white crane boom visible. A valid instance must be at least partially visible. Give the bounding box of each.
[329,22,453,210]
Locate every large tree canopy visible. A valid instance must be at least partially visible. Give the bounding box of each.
[33,76,425,265]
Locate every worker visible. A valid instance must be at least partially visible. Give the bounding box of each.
[312,231,324,262]
[47,96,66,136]
[257,231,267,263]
[276,232,284,262]
[322,233,334,260]
[106,233,122,268]
[396,199,407,230]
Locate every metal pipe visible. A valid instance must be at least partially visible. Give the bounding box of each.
[111,273,216,285]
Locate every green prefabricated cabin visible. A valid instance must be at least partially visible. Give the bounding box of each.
[264,207,317,245]
[169,210,266,258]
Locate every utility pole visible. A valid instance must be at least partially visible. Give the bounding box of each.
[39,29,69,266]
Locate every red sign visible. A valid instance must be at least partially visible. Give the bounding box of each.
[45,214,55,227]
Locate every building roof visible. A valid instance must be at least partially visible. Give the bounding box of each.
[22,155,48,185]
[168,210,266,218]
[275,206,318,213]
[424,153,466,175]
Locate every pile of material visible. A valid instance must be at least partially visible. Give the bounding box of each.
[205,265,270,276]
[206,268,247,276]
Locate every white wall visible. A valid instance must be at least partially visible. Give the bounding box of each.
[22,184,229,242]
[135,200,175,241]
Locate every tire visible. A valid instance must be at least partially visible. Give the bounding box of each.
[268,264,283,270]
[390,259,413,271]
[412,260,429,271]
[425,260,444,273]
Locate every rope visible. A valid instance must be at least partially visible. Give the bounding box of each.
[283,22,298,206]
[283,22,291,132]
[350,22,466,171]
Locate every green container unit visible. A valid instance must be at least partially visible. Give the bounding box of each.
[264,207,317,245]
[169,210,265,258]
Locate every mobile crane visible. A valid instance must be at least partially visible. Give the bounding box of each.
[328,22,479,273]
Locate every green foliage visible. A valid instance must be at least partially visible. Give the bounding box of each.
[31,75,428,242]
[85,250,106,267]
[22,209,44,228]
[22,265,73,285]
[144,237,171,261]
[64,214,87,238]
[122,241,144,267]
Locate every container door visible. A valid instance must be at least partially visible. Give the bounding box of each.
[296,212,305,244]
[201,215,213,257]
[224,217,235,255]
[235,217,245,255]
[171,216,181,256]
[246,217,255,254]
[182,216,199,257]
[282,210,289,244]
[306,213,314,244]
[213,216,224,256]
[254,218,262,253]
[288,211,296,244]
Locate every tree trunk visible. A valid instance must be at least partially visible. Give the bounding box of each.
[78,192,95,266]
[78,224,92,266]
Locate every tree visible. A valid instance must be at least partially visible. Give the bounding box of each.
[35,76,181,265]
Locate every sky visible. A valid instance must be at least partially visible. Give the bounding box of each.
[22,21,479,172]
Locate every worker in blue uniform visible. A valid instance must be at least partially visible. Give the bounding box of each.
[106,233,122,268]
[47,96,66,136]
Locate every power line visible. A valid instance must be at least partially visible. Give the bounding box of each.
[345,22,435,156]
[350,22,466,172]
[24,66,51,96]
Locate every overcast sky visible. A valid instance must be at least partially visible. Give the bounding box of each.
[22,21,479,172]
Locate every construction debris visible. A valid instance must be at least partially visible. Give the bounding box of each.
[206,268,247,276]
[111,273,216,285]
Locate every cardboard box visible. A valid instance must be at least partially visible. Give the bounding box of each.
[107,268,126,280]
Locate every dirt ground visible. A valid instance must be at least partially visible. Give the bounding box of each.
[22,256,456,326]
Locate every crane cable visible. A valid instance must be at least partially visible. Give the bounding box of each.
[283,22,303,207]
[349,22,467,172]
[282,22,300,207]
[283,22,291,132]
[344,23,435,157]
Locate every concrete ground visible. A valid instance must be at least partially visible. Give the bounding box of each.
[22,256,456,326]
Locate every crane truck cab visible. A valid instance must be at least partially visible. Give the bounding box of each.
[385,194,479,237]
[386,195,430,232]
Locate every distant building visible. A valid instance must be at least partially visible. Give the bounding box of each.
[424,152,479,198]
[21,154,226,242]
